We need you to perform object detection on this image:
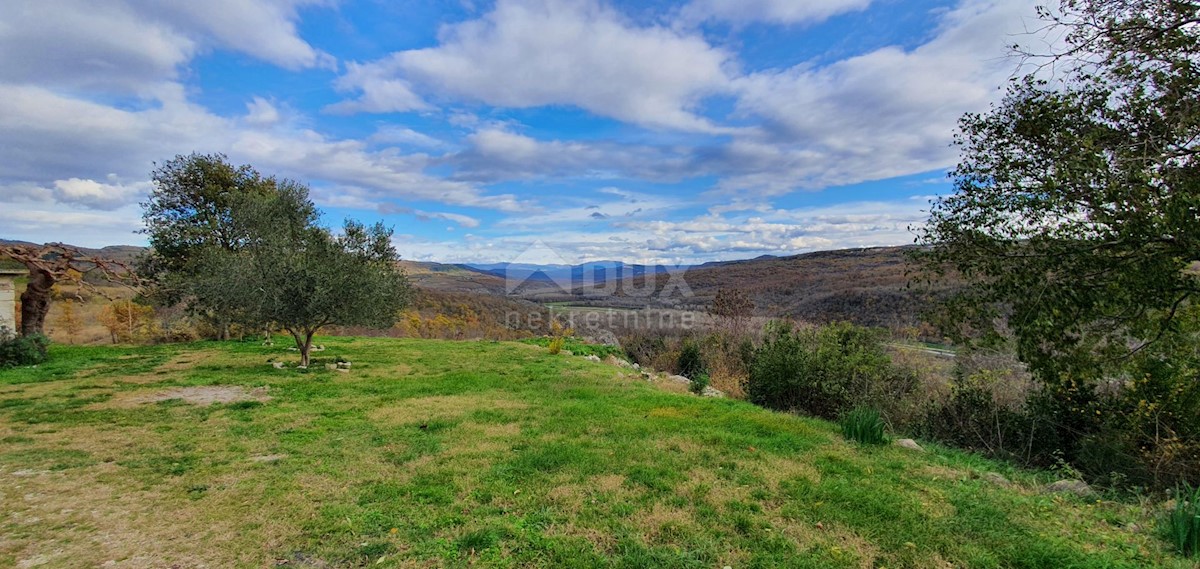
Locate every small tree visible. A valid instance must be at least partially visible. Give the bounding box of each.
[708,287,754,335]
[99,300,156,344]
[55,299,82,343]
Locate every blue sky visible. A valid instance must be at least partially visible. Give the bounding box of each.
[0,0,1044,264]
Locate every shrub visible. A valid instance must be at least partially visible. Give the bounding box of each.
[1165,483,1200,557]
[689,372,710,396]
[622,332,667,368]
[547,336,565,355]
[678,339,707,380]
[841,407,886,445]
[747,321,914,420]
[0,333,49,368]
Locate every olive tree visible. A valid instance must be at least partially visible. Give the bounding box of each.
[188,178,410,366]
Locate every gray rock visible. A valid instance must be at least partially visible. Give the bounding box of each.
[584,354,602,363]
[605,355,632,368]
[271,362,285,369]
[667,374,691,385]
[982,472,1010,486]
[894,438,924,452]
[1044,479,1095,497]
[701,386,725,398]
[632,363,641,370]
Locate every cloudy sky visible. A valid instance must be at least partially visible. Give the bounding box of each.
[0,0,1045,264]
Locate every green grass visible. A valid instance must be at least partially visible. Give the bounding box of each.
[521,336,627,360]
[0,337,1189,568]
[840,407,887,445]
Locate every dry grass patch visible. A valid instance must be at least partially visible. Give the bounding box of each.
[632,503,696,545]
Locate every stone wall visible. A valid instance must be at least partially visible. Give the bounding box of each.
[0,275,16,335]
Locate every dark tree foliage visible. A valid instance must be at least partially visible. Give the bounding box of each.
[140,153,276,339]
[916,0,1200,381]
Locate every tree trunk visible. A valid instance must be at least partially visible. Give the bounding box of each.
[19,266,55,337]
[290,328,316,367]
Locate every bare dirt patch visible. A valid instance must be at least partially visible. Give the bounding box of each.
[98,386,272,408]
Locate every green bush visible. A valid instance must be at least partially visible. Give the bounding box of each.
[1165,483,1200,557]
[0,333,49,368]
[677,339,707,380]
[746,321,914,420]
[841,407,887,445]
[688,372,710,395]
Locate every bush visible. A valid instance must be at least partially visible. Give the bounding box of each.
[689,372,710,396]
[747,321,915,421]
[678,339,707,380]
[1165,483,1200,557]
[841,407,886,445]
[0,333,49,368]
[547,336,565,355]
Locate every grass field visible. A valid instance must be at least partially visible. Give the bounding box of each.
[0,337,1190,568]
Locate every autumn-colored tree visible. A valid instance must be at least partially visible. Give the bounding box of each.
[54,299,83,343]
[99,300,156,344]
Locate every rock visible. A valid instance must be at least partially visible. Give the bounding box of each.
[337,362,352,369]
[982,472,1010,486]
[325,363,339,370]
[605,355,632,368]
[272,362,285,369]
[640,371,652,380]
[701,386,725,398]
[894,439,925,452]
[584,355,602,363]
[632,363,641,370]
[1044,479,1095,497]
[584,329,621,346]
[667,374,691,385]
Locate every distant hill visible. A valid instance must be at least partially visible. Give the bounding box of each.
[0,239,145,265]
[678,246,952,329]
[2,238,953,329]
[510,246,956,330]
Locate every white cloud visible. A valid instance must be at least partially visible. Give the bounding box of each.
[719,0,1039,195]
[0,1,190,93]
[451,128,694,182]
[0,84,526,221]
[142,0,335,70]
[327,63,431,114]
[679,0,871,26]
[369,126,447,149]
[379,204,482,228]
[332,0,735,131]
[50,177,151,211]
